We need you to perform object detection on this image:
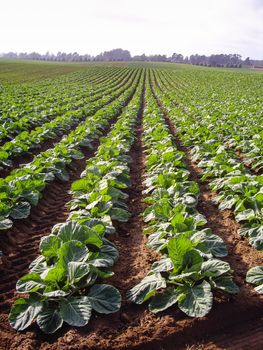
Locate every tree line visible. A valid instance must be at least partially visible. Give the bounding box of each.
[1,48,262,68]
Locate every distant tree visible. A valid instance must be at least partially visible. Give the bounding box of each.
[2,51,18,59]
[1,49,255,67]
[133,54,147,61]
[171,53,184,63]
[99,48,131,61]
[244,57,251,66]
[148,54,167,62]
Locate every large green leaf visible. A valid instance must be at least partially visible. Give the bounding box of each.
[57,221,88,243]
[213,275,239,294]
[83,229,103,250]
[249,235,263,250]
[127,273,166,304]
[236,209,256,222]
[10,202,31,219]
[110,207,130,222]
[58,241,88,267]
[167,237,193,272]
[149,288,179,313]
[0,217,13,230]
[16,273,46,293]
[218,195,237,211]
[59,296,92,326]
[40,234,61,259]
[246,266,263,294]
[87,284,121,314]
[29,255,48,276]
[90,244,119,268]
[37,307,63,334]
[44,266,65,283]
[192,230,227,257]
[182,249,203,270]
[177,280,213,317]
[151,258,174,273]
[71,178,91,192]
[21,190,40,206]
[201,259,231,277]
[9,298,43,331]
[67,262,91,284]
[57,221,103,248]
[43,289,69,297]
[54,167,69,182]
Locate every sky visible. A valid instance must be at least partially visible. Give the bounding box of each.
[0,0,263,59]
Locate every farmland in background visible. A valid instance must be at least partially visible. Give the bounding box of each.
[0,59,262,350]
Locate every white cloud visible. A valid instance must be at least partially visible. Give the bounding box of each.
[0,0,262,58]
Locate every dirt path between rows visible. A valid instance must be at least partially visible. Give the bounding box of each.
[0,73,144,349]
[148,71,263,348]
[0,70,262,350]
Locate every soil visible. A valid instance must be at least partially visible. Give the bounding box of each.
[0,73,262,350]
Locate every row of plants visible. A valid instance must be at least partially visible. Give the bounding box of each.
[151,69,263,251]
[0,65,121,125]
[0,69,142,234]
[152,69,263,250]
[0,68,135,170]
[127,75,239,318]
[68,71,144,233]
[150,68,263,294]
[159,68,263,173]
[0,66,129,143]
[0,68,103,136]
[8,70,145,334]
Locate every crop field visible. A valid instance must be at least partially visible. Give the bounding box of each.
[0,60,262,350]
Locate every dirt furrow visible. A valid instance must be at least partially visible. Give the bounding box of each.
[0,72,147,350]
[164,116,263,272]
[152,68,262,179]
[150,73,263,273]
[1,71,262,350]
[148,76,263,348]
[9,69,164,350]
[187,316,263,350]
[56,70,160,350]
[0,73,142,307]
[0,139,98,303]
[109,74,155,300]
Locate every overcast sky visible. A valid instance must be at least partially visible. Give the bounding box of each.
[1,0,262,59]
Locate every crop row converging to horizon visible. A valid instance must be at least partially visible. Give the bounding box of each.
[0,62,262,336]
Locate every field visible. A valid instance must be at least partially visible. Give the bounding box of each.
[0,59,262,350]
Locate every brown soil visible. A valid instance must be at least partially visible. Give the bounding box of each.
[148,77,263,348]
[189,317,263,350]
[0,72,262,350]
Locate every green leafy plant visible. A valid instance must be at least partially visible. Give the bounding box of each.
[128,236,238,317]
[246,266,263,294]
[9,72,145,334]
[128,77,238,318]
[9,221,121,334]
